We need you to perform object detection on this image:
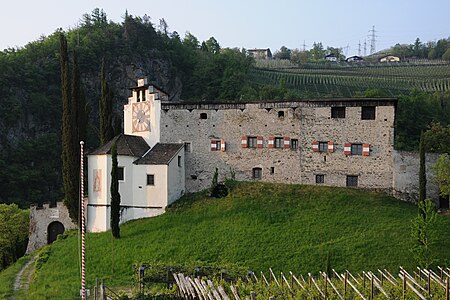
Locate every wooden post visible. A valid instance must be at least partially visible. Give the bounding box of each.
[344,272,347,300]
[323,273,327,300]
[250,291,256,300]
[379,270,383,286]
[428,271,431,295]
[370,274,373,300]
[402,274,406,300]
[94,278,98,300]
[363,272,366,289]
[446,277,449,300]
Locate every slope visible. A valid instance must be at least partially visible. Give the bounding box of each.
[15,182,450,299]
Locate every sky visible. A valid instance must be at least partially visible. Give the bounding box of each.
[1,0,449,56]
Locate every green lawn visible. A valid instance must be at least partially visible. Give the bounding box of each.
[14,182,450,298]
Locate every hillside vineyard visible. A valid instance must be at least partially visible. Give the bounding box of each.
[85,77,417,232]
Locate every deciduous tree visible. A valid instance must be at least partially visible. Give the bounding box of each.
[433,154,450,197]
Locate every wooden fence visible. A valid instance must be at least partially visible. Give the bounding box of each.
[173,267,450,300]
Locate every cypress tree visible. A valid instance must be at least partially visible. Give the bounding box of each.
[60,33,79,224]
[419,131,427,204]
[99,59,114,145]
[110,141,121,238]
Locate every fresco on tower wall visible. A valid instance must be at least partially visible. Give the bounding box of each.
[93,169,102,192]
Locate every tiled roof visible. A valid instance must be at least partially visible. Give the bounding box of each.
[88,134,150,157]
[134,143,183,165]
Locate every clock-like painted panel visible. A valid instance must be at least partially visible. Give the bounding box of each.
[132,102,150,132]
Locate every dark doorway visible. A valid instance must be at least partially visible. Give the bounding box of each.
[439,195,449,210]
[47,221,65,244]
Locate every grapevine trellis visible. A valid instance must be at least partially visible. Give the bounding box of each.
[173,267,450,300]
[250,61,450,98]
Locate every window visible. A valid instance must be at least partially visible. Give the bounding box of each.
[361,106,376,120]
[316,175,325,184]
[346,175,358,187]
[274,137,283,148]
[200,113,207,119]
[210,140,221,151]
[270,167,275,174]
[331,107,346,118]
[147,174,155,186]
[248,136,257,148]
[177,156,182,167]
[118,167,124,181]
[351,144,363,155]
[319,142,328,152]
[184,142,191,152]
[278,111,285,118]
[252,167,262,180]
[290,139,298,149]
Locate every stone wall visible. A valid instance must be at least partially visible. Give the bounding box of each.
[26,202,77,254]
[300,105,395,189]
[159,98,397,193]
[393,151,440,204]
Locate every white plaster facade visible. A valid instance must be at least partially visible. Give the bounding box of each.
[87,78,184,232]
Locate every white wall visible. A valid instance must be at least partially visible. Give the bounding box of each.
[87,154,139,232]
[123,88,161,148]
[167,149,185,204]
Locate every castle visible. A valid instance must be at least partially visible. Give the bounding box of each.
[85,77,443,233]
[26,77,444,251]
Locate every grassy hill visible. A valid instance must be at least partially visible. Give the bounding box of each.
[3,182,450,298]
[251,59,450,97]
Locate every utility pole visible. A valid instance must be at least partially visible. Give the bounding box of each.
[358,41,361,56]
[364,40,367,57]
[368,25,377,55]
[302,40,307,52]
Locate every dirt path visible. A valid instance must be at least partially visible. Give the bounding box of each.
[9,255,37,299]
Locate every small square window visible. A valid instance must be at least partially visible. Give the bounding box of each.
[184,142,191,152]
[248,136,257,148]
[278,111,285,118]
[200,113,207,119]
[351,144,363,155]
[331,107,346,118]
[118,167,124,181]
[147,174,155,185]
[361,106,376,120]
[252,167,262,180]
[214,140,221,151]
[346,175,358,187]
[316,175,325,184]
[290,139,298,149]
[319,142,328,152]
[274,137,283,148]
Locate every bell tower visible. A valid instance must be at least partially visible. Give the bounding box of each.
[123,77,166,148]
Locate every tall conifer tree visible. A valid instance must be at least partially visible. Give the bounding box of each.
[60,33,80,224]
[110,142,121,238]
[99,59,114,145]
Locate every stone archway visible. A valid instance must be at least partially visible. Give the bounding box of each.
[47,221,65,244]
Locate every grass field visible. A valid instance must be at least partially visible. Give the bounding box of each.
[3,182,450,299]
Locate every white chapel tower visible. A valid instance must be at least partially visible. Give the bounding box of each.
[123,77,168,148]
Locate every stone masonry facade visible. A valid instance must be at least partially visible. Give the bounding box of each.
[159,98,397,194]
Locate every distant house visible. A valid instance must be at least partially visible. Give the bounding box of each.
[248,48,272,60]
[346,56,364,62]
[325,54,338,62]
[379,55,400,62]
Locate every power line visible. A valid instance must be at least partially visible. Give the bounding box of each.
[368,25,378,55]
